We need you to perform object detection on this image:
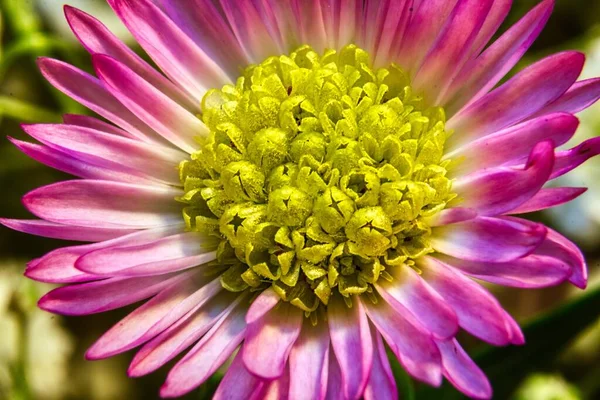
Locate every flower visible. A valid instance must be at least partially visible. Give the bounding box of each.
[2,0,600,398]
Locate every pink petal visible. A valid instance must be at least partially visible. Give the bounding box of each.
[447,113,579,175]
[23,180,182,229]
[413,0,494,103]
[213,351,265,400]
[467,0,512,59]
[364,327,398,400]
[448,51,585,150]
[292,0,328,53]
[246,287,282,324]
[452,140,555,216]
[37,57,156,142]
[377,266,459,339]
[443,0,554,113]
[537,228,587,289]
[435,253,572,289]
[420,256,515,345]
[243,300,303,379]
[428,207,477,227]
[327,295,373,400]
[129,291,240,377]
[362,297,442,386]
[437,339,492,399]
[431,216,547,263]
[0,218,133,242]
[62,114,130,137]
[161,301,248,397]
[93,54,206,154]
[262,365,290,400]
[86,275,221,359]
[22,123,185,185]
[289,319,330,400]
[509,187,588,214]
[107,0,230,100]
[64,5,198,111]
[38,270,192,315]
[533,78,600,117]
[325,348,343,400]
[551,136,600,179]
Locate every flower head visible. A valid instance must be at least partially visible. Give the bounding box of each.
[2,0,600,399]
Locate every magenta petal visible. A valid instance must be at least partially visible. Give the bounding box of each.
[38,270,192,315]
[327,295,373,400]
[129,291,240,377]
[428,207,477,227]
[453,140,555,216]
[420,256,514,345]
[364,327,398,400]
[436,253,572,289]
[448,51,585,149]
[437,339,492,399]
[62,114,130,137]
[213,351,266,400]
[551,137,600,179]
[467,0,512,58]
[509,187,587,214]
[86,276,221,359]
[325,348,343,400]
[243,300,303,379]
[64,5,197,111]
[23,180,182,229]
[0,218,132,242]
[362,297,442,386]
[289,320,330,400]
[377,266,459,340]
[245,287,281,324]
[93,54,206,153]
[262,365,291,400]
[533,78,600,117]
[160,300,248,398]
[537,228,588,289]
[431,216,547,263]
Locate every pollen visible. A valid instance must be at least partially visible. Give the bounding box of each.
[178,45,455,312]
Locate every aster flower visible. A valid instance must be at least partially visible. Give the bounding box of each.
[2,0,600,399]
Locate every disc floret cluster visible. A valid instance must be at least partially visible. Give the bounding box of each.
[179,44,455,313]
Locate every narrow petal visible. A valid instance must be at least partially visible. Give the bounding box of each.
[467,0,512,59]
[327,295,373,400]
[452,140,555,216]
[129,291,240,377]
[377,266,459,339]
[22,124,185,185]
[537,228,587,289]
[435,253,572,289]
[551,137,600,179]
[37,57,156,142]
[533,78,600,117]
[447,51,585,150]
[325,348,343,400]
[64,5,198,110]
[62,114,130,137]
[364,327,398,400]
[431,216,547,263]
[447,113,578,175]
[93,54,206,153]
[23,180,182,229]
[443,0,554,113]
[0,218,132,242]
[38,270,192,315]
[437,339,492,399]
[428,207,477,227]
[246,287,281,324]
[362,296,442,386]
[213,351,265,400]
[262,366,290,400]
[509,187,587,214]
[107,0,230,99]
[420,256,515,345]
[293,0,328,53]
[243,300,303,379]
[86,275,221,359]
[161,301,249,398]
[289,319,330,400]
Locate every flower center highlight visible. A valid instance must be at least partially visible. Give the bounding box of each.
[178,45,455,315]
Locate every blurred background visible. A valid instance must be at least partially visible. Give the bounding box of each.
[0,0,599,399]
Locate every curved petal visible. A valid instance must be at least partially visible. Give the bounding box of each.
[377,266,459,339]
[62,114,130,137]
[327,295,373,400]
[246,287,281,324]
[533,78,600,117]
[537,228,587,289]
[289,319,330,400]
[64,5,197,111]
[243,300,303,379]
[23,180,182,229]
[262,365,290,400]
[362,296,442,386]
[437,339,492,399]
[509,187,587,214]
[452,140,555,216]
[325,346,343,400]
[420,256,516,345]
[213,351,265,400]
[448,51,585,150]
[0,218,133,242]
[431,216,547,263]
[467,0,512,58]
[435,253,572,289]
[428,207,477,227]
[93,54,206,153]
[551,136,600,179]
[364,328,397,400]
[86,275,221,359]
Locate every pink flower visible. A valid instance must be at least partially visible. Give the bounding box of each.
[2,0,599,399]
